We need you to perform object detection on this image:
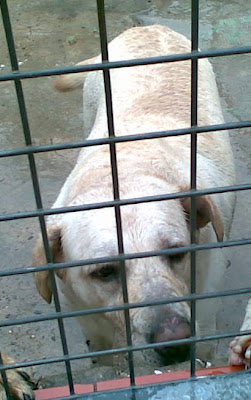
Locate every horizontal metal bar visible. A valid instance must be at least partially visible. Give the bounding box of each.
[0,183,250,223]
[0,46,251,83]
[1,237,250,277]
[0,120,250,159]
[0,0,250,395]
[1,329,250,372]
[0,287,250,329]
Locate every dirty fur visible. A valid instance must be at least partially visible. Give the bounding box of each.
[32,25,249,368]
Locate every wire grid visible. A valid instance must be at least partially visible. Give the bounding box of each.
[0,0,251,399]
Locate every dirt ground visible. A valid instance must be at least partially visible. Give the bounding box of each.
[0,0,250,388]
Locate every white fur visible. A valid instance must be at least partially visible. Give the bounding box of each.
[34,26,245,366]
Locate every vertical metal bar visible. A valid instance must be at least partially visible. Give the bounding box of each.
[0,0,75,395]
[190,0,199,377]
[96,0,136,389]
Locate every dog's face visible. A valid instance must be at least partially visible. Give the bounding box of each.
[34,181,223,365]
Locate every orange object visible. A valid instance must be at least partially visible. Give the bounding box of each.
[35,365,245,399]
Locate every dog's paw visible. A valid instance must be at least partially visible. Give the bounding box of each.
[0,369,36,400]
[229,334,251,367]
[0,355,36,400]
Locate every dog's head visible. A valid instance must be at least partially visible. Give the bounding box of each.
[33,186,223,365]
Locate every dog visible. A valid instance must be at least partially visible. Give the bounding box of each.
[1,24,250,400]
[34,24,250,364]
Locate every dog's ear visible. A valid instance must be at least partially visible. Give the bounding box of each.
[33,224,66,303]
[181,195,224,242]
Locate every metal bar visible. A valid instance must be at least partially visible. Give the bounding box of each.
[0,0,250,395]
[0,183,250,223]
[1,329,251,372]
[1,237,250,278]
[0,46,251,83]
[1,120,250,159]
[190,0,199,377]
[0,287,250,329]
[96,0,135,388]
[0,0,75,395]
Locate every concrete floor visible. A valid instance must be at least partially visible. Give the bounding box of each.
[0,0,250,388]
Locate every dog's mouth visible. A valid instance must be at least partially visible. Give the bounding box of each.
[147,313,191,365]
[154,343,191,365]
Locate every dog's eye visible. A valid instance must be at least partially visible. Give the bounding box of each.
[169,251,187,263]
[91,265,118,281]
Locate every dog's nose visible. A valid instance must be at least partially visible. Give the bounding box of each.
[150,314,191,364]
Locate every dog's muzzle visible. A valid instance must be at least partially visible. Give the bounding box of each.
[149,313,191,364]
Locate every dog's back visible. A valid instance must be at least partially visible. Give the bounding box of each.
[78,26,235,231]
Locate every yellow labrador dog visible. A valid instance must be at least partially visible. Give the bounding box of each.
[2,24,250,400]
[35,25,250,365]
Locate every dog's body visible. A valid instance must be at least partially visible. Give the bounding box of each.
[33,25,251,366]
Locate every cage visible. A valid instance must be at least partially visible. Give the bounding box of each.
[0,0,250,399]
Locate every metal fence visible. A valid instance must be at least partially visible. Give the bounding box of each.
[0,0,251,399]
